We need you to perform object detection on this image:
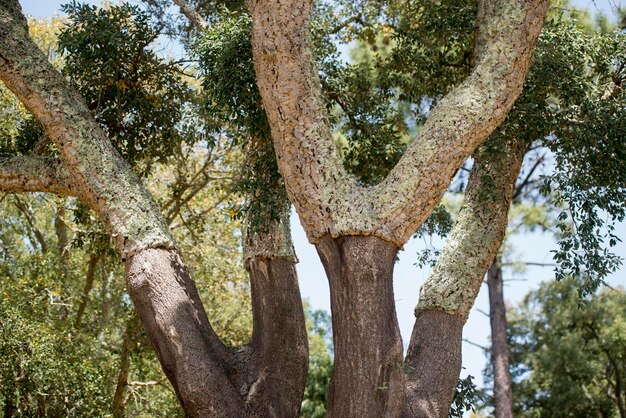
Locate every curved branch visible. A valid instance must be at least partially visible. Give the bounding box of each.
[373,0,549,245]
[0,155,77,197]
[0,0,172,258]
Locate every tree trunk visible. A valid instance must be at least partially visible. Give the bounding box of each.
[487,257,514,418]
[402,311,465,417]
[112,314,140,418]
[125,247,245,417]
[316,235,404,418]
[75,254,100,328]
[246,258,308,417]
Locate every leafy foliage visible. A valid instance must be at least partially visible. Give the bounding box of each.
[499,280,626,417]
[58,2,193,174]
[448,374,482,418]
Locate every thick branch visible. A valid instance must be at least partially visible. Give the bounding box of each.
[402,136,527,417]
[0,156,76,196]
[249,0,361,243]
[0,1,172,258]
[374,0,549,244]
[172,0,208,29]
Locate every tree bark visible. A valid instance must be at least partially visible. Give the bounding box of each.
[487,257,514,418]
[126,247,245,417]
[404,136,527,417]
[316,235,404,418]
[246,258,308,417]
[249,0,548,246]
[403,311,465,418]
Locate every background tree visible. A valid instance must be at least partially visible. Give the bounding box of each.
[505,280,626,417]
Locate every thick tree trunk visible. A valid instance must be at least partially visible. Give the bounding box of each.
[316,235,404,418]
[125,247,245,417]
[487,258,514,418]
[246,258,308,417]
[402,311,465,417]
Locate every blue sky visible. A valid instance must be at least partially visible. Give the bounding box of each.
[18,0,626,397]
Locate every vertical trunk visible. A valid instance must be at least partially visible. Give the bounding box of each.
[125,247,245,417]
[112,314,140,417]
[54,202,68,257]
[402,311,465,418]
[403,137,527,417]
[246,258,308,417]
[487,257,514,418]
[75,254,100,328]
[316,235,404,418]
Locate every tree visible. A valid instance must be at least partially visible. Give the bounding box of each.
[503,280,626,417]
[0,0,553,416]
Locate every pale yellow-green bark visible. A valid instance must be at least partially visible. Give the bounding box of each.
[415,137,527,319]
[0,2,173,258]
[250,0,548,248]
[0,155,76,196]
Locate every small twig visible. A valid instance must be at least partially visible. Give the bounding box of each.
[462,338,488,352]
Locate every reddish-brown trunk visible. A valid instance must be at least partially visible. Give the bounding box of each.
[246,258,308,417]
[487,258,513,418]
[402,310,464,417]
[125,248,245,417]
[316,235,404,418]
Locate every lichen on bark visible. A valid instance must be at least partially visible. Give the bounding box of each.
[0,0,174,258]
[415,137,527,318]
[250,0,549,249]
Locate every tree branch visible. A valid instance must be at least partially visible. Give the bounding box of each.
[249,0,549,247]
[172,0,208,29]
[0,156,76,196]
[373,0,550,245]
[0,0,173,257]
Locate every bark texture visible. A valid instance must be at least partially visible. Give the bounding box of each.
[0,4,308,417]
[316,235,404,418]
[246,257,308,417]
[403,137,527,417]
[0,1,172,258]
[250,0,548,247]
[402,311,465,418]
[0,156,75,196]
[242,198,308,417]
[487,258,514,418]
[126,247,246,417]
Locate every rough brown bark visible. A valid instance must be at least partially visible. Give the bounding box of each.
[246,258,308,417]
[402,311,465,418]
[125,247,244,417]
[316,235,404,418]
[487,258,514,418]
